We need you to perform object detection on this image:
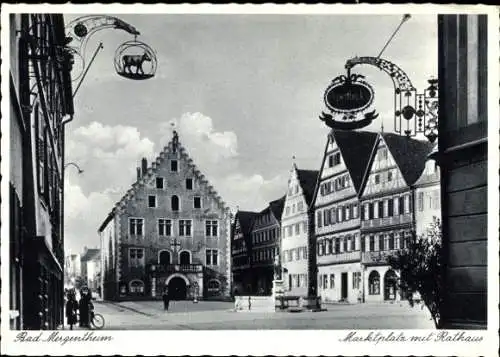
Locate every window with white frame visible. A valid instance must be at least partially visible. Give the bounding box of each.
[158,219,172,237]
[206,220,218,237]
[129,248,145,268]
[194,196,202,209]
[129,218,144,236]
[148,195,157,208]
[129,280,145,293]
[179,220,192,236]
[156,177,164,189]
[206,249,218,266]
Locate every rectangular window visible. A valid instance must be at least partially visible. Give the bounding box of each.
[399,196,405,215]
[369,202,374,219]
[171,160,178,172]
[388,199,394,217]
[337,207,343,222]
[387,171,393,182]
[404,195,411,213]
[334,152,341,165]
[194,196,201,209]
[418,192,424,211]
[148,195,157,208]
[294,223,300,235]
[369,236,375,251]
[129,218,144,236]
[158,219,172,237]
[179,220,192,236]
[156,177,164,189]
[206,220,218,237]
[353,204,358,219]
[129,248,145,268]
[328,155,334,167]
[345,205,350,221]
[374,174,380,184]
[383,200,389,218]
[323,274,328,289]
[317,211,323,228]
[297,201,304,211]
[379,235,385,251]
[206,249,219,266]
[186,178,193,190]
[373,201,379,219]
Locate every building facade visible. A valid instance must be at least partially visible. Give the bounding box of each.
[80,248,101,293]
[314,130,377,303]
[9,14,74,329]
[437,14,488,329]
[359,133,433,302]
[231,210,257,295]
[281,166,318,297]
[99,133,231,301]
[250,197,285,295]
[414,144,441,237]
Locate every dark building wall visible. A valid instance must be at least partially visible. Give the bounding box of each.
[438,14,488,329]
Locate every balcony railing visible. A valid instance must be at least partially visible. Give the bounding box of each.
[318,250,361,263]
[148,263,203,274]
[361,250,399,264]
[361,214,412,229]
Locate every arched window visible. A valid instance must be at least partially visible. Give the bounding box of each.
[368,271,380,295]
[129,280,145,294]
[179,250,191,265]
[159,250,171,265]
[171,195,179,211]
[208,279,220,292]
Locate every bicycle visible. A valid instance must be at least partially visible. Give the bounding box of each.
[90,310,105,329]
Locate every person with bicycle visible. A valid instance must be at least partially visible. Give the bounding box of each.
[78,286,93,328]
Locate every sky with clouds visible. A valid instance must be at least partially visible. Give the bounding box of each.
[62,11,437,255]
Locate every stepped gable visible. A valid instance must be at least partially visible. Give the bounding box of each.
[296,169,319,206]
[382,133,434,186]
[108,135,229,217]
[332,129,378,192]
[268,195,286,222]
[235,211,258,235]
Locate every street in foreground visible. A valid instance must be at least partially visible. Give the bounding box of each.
[69,300,435,330]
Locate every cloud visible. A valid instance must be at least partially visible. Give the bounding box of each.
[158,112,239,177]
[64,180,114,255]
[65,121,156,194]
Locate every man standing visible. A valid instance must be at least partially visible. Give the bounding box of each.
[162,287,170,311]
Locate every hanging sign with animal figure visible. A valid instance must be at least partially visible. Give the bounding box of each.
[114,40,158,80]
[319,69,379,130]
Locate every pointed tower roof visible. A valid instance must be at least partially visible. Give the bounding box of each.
[381,133,434,186]
[332,129,378,192]
[296,169,319,206]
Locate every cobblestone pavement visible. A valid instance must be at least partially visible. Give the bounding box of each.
[81,299,435,330]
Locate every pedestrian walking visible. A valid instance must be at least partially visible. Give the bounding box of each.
[65,290,78,330]
[162,287,170,311]
[78,287,93,328]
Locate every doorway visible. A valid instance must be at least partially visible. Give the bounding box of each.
[341,272,348,300]
[384,269,397,300]
[168,277,187,300]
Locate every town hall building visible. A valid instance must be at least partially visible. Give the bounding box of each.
[99,132,231,301]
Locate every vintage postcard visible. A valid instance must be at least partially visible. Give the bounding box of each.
[1,3,498,356]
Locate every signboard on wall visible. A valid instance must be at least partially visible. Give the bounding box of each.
[319,73,378,130]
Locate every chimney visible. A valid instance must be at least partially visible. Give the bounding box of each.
[141,158,147,176]
[136,167,141,180]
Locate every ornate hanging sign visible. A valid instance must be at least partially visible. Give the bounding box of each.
[320,72,379,130]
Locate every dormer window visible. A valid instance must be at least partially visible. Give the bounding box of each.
[171,160,178,172]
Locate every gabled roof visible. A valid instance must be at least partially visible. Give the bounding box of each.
[296,169,319,206]
[332,129,378,193]
[382,133,434,186]
[81,249,100,262]
[98,134,229,232]
[234,210,258,236]
[268,195,286,222]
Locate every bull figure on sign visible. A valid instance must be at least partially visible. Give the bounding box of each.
[122,52,152,75]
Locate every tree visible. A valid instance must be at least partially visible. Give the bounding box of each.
[388,217,444,328]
